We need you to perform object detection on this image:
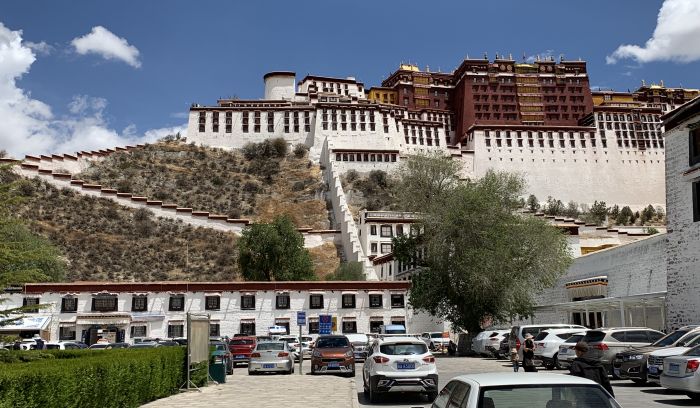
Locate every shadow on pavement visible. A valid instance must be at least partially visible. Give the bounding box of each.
[652,398,699,406]
[357,391,430,407]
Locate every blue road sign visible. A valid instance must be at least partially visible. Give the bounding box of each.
[297,311,306,326]
[319,314,332,335]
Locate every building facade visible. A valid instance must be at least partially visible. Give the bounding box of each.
[0,281,448,344]
[663,97,700,330]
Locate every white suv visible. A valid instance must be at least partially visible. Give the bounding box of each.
[363,336,439,403]
[532,329,586,369]
[420,332,451,352]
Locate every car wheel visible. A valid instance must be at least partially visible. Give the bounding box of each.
[363,374,369,397]
[553,354,562,370]
[369,381,380,403]
[631,378,647,385]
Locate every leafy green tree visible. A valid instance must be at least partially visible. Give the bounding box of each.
[237,215,315,281]
[640,204,657,225]
[616,206,633,225]
[394,159,572,334]
[326,262,366,281]
[587,201,608,225]
[608,204,620,221]
[393,152,460,212]
[526,195,540,212]
[544,196,564,216]
[564,201,580,218]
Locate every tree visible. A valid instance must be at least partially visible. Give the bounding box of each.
[393,152,460,212]
[544,196,564,216]
[608,204,620,221]
[237,215,315,281]
[640,205,657,225]
[564,201,580,219]
[394,161,572,334]
[526,195,540,212]
[616,206,633,225]
[326,262,366,280]
[587,201,608,226]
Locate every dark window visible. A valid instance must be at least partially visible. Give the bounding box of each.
[309,321,319,334]
[59,326,76,340]
[691,128,700,166]
[130,325,147,338]
[168,324,184,338]
[61,297,78,313]
[370,243,377,253]
[241,295,255,310]
[694,181,700,222]
[391,294,405,308]
[131,295,147,312]
[380,225,392,237]
[370,320,383,333]
[310,294,323,309]
[370,225,377,235]
[391,318,406,326]
[240,321,256,335]
[648,331,664,343]
[610,332,626,342]
[369,294,383,308]
[276,294,290,309]
[205,295,220,311]
[381,243,392,253]
[342,294,356,308]
[396,225,404,236]
[342,321,357,334]
[169,295,185,311]
[92,295,118,312]
[209,323,220,337]
[626,331,651,343]
[23,297,39,313]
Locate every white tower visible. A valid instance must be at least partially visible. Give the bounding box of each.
[263,71,296,100]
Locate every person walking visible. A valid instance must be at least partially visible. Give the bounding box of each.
[522,333,537,372]
[510,347,520,372]
[569,342,615,397]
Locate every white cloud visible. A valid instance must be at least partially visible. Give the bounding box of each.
[25,41,53,56]
[607,0,700,64]
[169,111,190,119]
[526,50,556,64]
[71,26,141,68]
[0,22,184,158]
[143,124,188,143]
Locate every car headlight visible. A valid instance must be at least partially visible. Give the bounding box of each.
[313,350,321,357]
[345,350,353,358]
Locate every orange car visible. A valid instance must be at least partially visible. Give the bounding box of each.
[310,335,355,376]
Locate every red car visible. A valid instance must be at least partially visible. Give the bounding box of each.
[229,336,256,366]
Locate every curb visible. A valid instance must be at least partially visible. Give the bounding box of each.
[349,378,360,408]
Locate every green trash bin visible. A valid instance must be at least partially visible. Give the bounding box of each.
[209,360,227,384]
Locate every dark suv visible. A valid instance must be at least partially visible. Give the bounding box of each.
[310,335,355,376]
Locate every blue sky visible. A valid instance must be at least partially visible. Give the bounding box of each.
[1,0,699,156]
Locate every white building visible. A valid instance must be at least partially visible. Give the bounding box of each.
[0,281,446,345]
[662,97,700,330]
[358,210,419,259]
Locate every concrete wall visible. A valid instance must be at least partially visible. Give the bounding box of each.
[665,115,700,330]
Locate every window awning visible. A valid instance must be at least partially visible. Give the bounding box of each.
[341,291,357,295]
[565,275,608,288]
[76,314,131,326]
[240,318,255,322]
[241,292,256,296]
[0,316,51,332]
[59,316,77,325]
[367,291,383,295]
[309,291,325,295]
[342,316,356,320]
[369,316,384,321]
[276,290,290,294]
[565,276,609,300]
[308,317,319,322]
[130,313,166,322]
[167,320,184,324]
[204,292,222,297]
[275,317,290,321]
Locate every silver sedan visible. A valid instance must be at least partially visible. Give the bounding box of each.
[248,341,295,375]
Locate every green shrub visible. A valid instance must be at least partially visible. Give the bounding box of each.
[0,347,185,408]
[293,143,309,158]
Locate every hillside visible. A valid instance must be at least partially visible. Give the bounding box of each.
[76,140,331,229]
[341,169,398,221]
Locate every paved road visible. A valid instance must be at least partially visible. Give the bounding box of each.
[354,356,700,408]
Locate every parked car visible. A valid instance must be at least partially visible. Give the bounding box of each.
[267,326,287,336]
[45,341,87,350]
[483,330,509,358]
[248,341,294,375]
[509,324,586,358]
[661,344,700,401]
[430,373,621,408]
[310,335,355,376]
[363,336,438,403]
[558,333,587,369]
[647,333,700,384]
[379,324,406,334]
[88,342,130,349]
[496,335,511,359]
[210,341,234,375]
[346,333,370,362]
[228,336,256,366]
[156,340,180,347]
[131,342,160,348]
[533,329,586,370]
[581,327,664,375]
[613,325,700,384]
[277,335,300,358]
[421,332,451,353]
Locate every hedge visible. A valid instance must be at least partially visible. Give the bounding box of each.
[0,347,185,408]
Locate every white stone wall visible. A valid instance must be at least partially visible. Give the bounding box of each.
[264,74,296,100]
[664,115,700,330]
[468,128,665,210]
[1,288,414,342]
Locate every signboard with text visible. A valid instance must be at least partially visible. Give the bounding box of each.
[297,311,306,326]
[319,314,332,335]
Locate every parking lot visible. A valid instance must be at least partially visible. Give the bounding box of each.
[144,355,700,407]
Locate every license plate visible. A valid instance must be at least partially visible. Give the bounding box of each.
[397,362,415,370]
[328,362,339,368]
[236,355,245,359]
[613,368,620,377]
[648,365,658,375]
[669,363,679,373]
[263,364,275,369]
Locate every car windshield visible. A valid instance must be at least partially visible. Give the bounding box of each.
[210,343,226,351]
[279,338,296,343]
[316,337,349,348]
[653,329,689,347]
[133,343,157,348]
[583,331,606,343]
[230,339,254,345]
[90,344,109,349]
[380,342,428,355]
[480,384,620,408]
[302,336,313,342]
[257,342,285,351]
[686,335,700,348]
[431,333,444,338]
[46,344,60,349]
